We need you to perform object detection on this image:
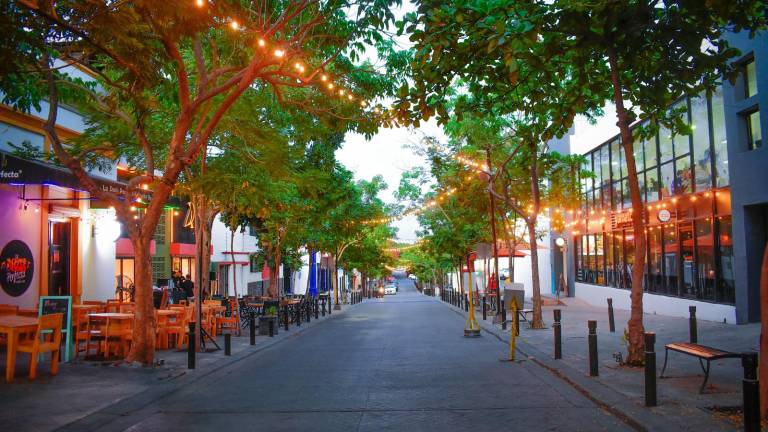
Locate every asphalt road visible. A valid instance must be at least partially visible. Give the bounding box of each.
[117,275,629,431]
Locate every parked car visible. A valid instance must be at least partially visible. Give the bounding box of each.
[384,284,397,295]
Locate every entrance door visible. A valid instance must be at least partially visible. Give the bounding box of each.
[219,265,230,297]
[48,221,71,296]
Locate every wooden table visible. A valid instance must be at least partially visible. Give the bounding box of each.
[0,315,39,382]
[88,313,134,358]
[156,309,180,317]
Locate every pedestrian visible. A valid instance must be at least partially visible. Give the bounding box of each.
[181,274,195,300]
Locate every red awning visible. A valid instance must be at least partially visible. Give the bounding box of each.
[116,238,156,257]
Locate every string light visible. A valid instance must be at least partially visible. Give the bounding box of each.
[257,38,266,48]
[274,49,285,58]
[230,20,240,30]
[195,0,205,7]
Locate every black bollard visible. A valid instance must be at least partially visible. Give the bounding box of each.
[588,320,598,377]
[328,296,332,314]
[224,333,231,356]
[553,309,562,359]
[501,301,507,331]
[644,332,657,407]
[315,298,319,319]
[306,301,311,323]
[249,311,256,345]
[296,302,301,326]
[742,352,760,432]
[187,323,196,369]
[269,319,275,337]
[284,305,289,331]
[607,298,616,333]
[321,297,326,316]
[464,294,469,312]
[482,295,487,321]
[689,306,697,343]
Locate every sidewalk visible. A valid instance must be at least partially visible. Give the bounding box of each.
[0,301,358,432]
[433,291,758,431]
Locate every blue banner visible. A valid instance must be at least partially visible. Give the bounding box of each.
[309,251,318,296]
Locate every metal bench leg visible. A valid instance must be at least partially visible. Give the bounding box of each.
[699,360,711,394]
[660,348,670,378]
[697,357,707,375]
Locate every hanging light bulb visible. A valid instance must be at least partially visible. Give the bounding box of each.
[338,89,345,96]
[327,83,334,90]
[360,100,367,107]
[274,49,285,58]
[257,38,266,48]
[195,0,204,7]
[347,94,354,101]
[230,20,239,30]
[320,74,328,82]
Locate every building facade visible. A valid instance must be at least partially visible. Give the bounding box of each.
[560,29,767,324]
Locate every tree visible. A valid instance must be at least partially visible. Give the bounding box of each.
[547,0,765,364]
[3,0,398,364]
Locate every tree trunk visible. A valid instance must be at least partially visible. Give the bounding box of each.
[528,144,544,329]
[269,246,281,298]
[608,46,646,365]
[332,253,340,308]
[229,226,241,335]
[361,272,367,296]
[126,235,156,364]
[192,195,216,350]
[759,242,768,418]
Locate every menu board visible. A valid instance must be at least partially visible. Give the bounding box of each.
[38,296,72,362]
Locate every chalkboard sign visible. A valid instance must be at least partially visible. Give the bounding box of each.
[38,296,72,362]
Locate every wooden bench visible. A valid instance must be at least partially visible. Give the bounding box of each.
[660,342,742,393]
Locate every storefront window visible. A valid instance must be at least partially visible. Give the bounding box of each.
[647,227,663,293]
[621,178,632,209]
[605,233,615,287]
[623,231,635,290]
[595,234,604,285]
[691,94,713,191]
[645,168,659,202]
[610,139,621,181]
[585,235,596,284]
[662,225,678,296]
[674,156,693,194]
[645,134,658,169]
[611,181,622,210]
[659,162,674,198]
[695,218,716,301]
[172,257,196,282]
[115,258,135,298]
[659,126,674,163]
[575,236,584,282]
[679,222,696,298]
[673,103,691,158]
[600,146,610,187]
[712,85,729,186]
[716,216,736,304]
[614,232,624,289]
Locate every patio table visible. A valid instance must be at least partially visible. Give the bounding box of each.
[0,315,39,382]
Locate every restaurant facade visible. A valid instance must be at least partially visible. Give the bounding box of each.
[561,30,768,324]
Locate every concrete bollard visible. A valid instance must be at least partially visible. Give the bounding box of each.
[224,333,231,356]
[742,352,760,432]
[249,311,256,345]
[588,320,598,376]
[482,295,487,321]
[553,309,562,359]
[644,332,657,407]
[607,298,616,333]
[689,306,697,343]
[188,323,196,369]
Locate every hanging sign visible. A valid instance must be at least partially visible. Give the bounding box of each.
[0,240,35,297]
[610,211,634,230]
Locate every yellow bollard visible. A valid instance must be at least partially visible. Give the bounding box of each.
[464,270,481,337]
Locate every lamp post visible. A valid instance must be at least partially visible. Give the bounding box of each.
[554,237,568,299]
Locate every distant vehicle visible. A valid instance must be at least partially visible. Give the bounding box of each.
[375,286,385,298]
[384,284,397,295]
[408,274,417,280]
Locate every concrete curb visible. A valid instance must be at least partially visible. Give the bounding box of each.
[55,300,367,432]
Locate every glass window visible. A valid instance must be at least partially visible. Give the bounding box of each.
[645,168,659,202]
[605,233,615,287]
[595,234,605,285]
[621,178,632,209]
[645,133,658,168]
[744,59,758,98]
[659,126,674,163]
[712,85,729,186]
[679,222,695,298]
[647,227,663,293]
[673,102,691,158]
[674,156,692,195]
[746,109,762,150]
[633,130,645,172]
[586,235,596,284]
[624,231,635,290]
[614,232,625,289]
[611,181,622,210]
[600,145,610,187]
[619,143,627,179]
[716,216,735,304]
[659,162,674,199]
[662,224,678,296]
[695,218,716,301]
[575,235,584,282]
[691,94,713,191]
[610,140,621,181]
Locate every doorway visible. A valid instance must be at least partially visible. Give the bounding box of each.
[219,265,230,297]
[48,220,71,297]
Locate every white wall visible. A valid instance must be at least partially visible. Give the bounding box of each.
[575,282,737,324]
[81,208,117,301]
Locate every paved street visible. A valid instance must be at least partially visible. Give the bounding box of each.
[83,277,630,432]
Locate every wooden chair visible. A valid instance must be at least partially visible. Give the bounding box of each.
[85,315,107,358]
[105,299,121,313]
[216,298,241,336]
[73,308,96,358]
[119,303,135,314]
[83,300,105,307]
[165,306,193,349]
[16,313,63,379]
[104,317,132,358]
[158,289,169,310]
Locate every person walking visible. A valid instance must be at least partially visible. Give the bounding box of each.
[181,275,195,300]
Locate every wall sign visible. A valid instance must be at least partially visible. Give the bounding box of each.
[38,296,72,362]
[657,209,672,223]
[0,240,35,297]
